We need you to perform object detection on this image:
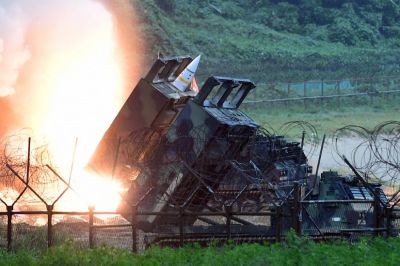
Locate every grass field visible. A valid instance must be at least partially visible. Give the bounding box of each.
[243,97,400,136]
[1,234,399,265]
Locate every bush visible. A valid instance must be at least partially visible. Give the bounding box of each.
[380,26,400,38]
[328,18,358,45]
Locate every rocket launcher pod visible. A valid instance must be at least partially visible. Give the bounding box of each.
[89,56,198,181]
[91,57,311,233]
[119,76,260,230]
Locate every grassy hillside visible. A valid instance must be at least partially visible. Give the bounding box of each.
[135,0,400,82]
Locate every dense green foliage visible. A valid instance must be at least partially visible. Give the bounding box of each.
[135,0,400,82]
[1,235,400,265]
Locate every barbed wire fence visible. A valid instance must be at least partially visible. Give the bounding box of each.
[332,121,400,185]
[0,127,302,252]
[0,122,400,251]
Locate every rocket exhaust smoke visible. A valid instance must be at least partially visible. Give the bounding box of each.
[0,2,30,98]
[0,0,144,156]
[0,0,145,211]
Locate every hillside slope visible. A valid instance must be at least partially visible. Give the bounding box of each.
[135,0,400,82]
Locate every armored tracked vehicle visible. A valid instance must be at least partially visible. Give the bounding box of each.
[90,56,393,244]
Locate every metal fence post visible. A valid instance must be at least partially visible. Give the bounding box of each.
[293,182,301,235]
[179,206,184,247]
[276,206,281,242]
[286,82,291,107]
[303,81,307,108]
[47,205,53,248]
[369,78,373,105]
[320,79,324,105]
[6,206,12,252]
[373,188,381,236]
[226,205,232,240]
[354,78,358,94]
[385,207,392,237]
[88,206,95,248]
[131,205,137,252]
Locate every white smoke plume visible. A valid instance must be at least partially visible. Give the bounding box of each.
[0,0,145,138]
[0,2,30,97]
[0,0,145,212]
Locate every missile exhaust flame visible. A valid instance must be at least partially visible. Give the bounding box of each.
[0,0,144,213]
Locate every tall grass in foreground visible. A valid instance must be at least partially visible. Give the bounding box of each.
[1,233,399,266]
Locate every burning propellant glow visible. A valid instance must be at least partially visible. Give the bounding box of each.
[0,0,144,212]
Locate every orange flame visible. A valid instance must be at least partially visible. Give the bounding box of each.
[2,1,144,211]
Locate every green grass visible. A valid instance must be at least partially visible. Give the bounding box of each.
[1,234,400,265]
[243,97,400,136]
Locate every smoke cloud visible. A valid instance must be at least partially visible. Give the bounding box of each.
[0,0,145,138]
[0,2,30,97]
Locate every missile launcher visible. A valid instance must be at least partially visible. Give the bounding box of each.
[90,56,390,240]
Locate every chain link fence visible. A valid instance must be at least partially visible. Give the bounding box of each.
[244,75,400,105]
